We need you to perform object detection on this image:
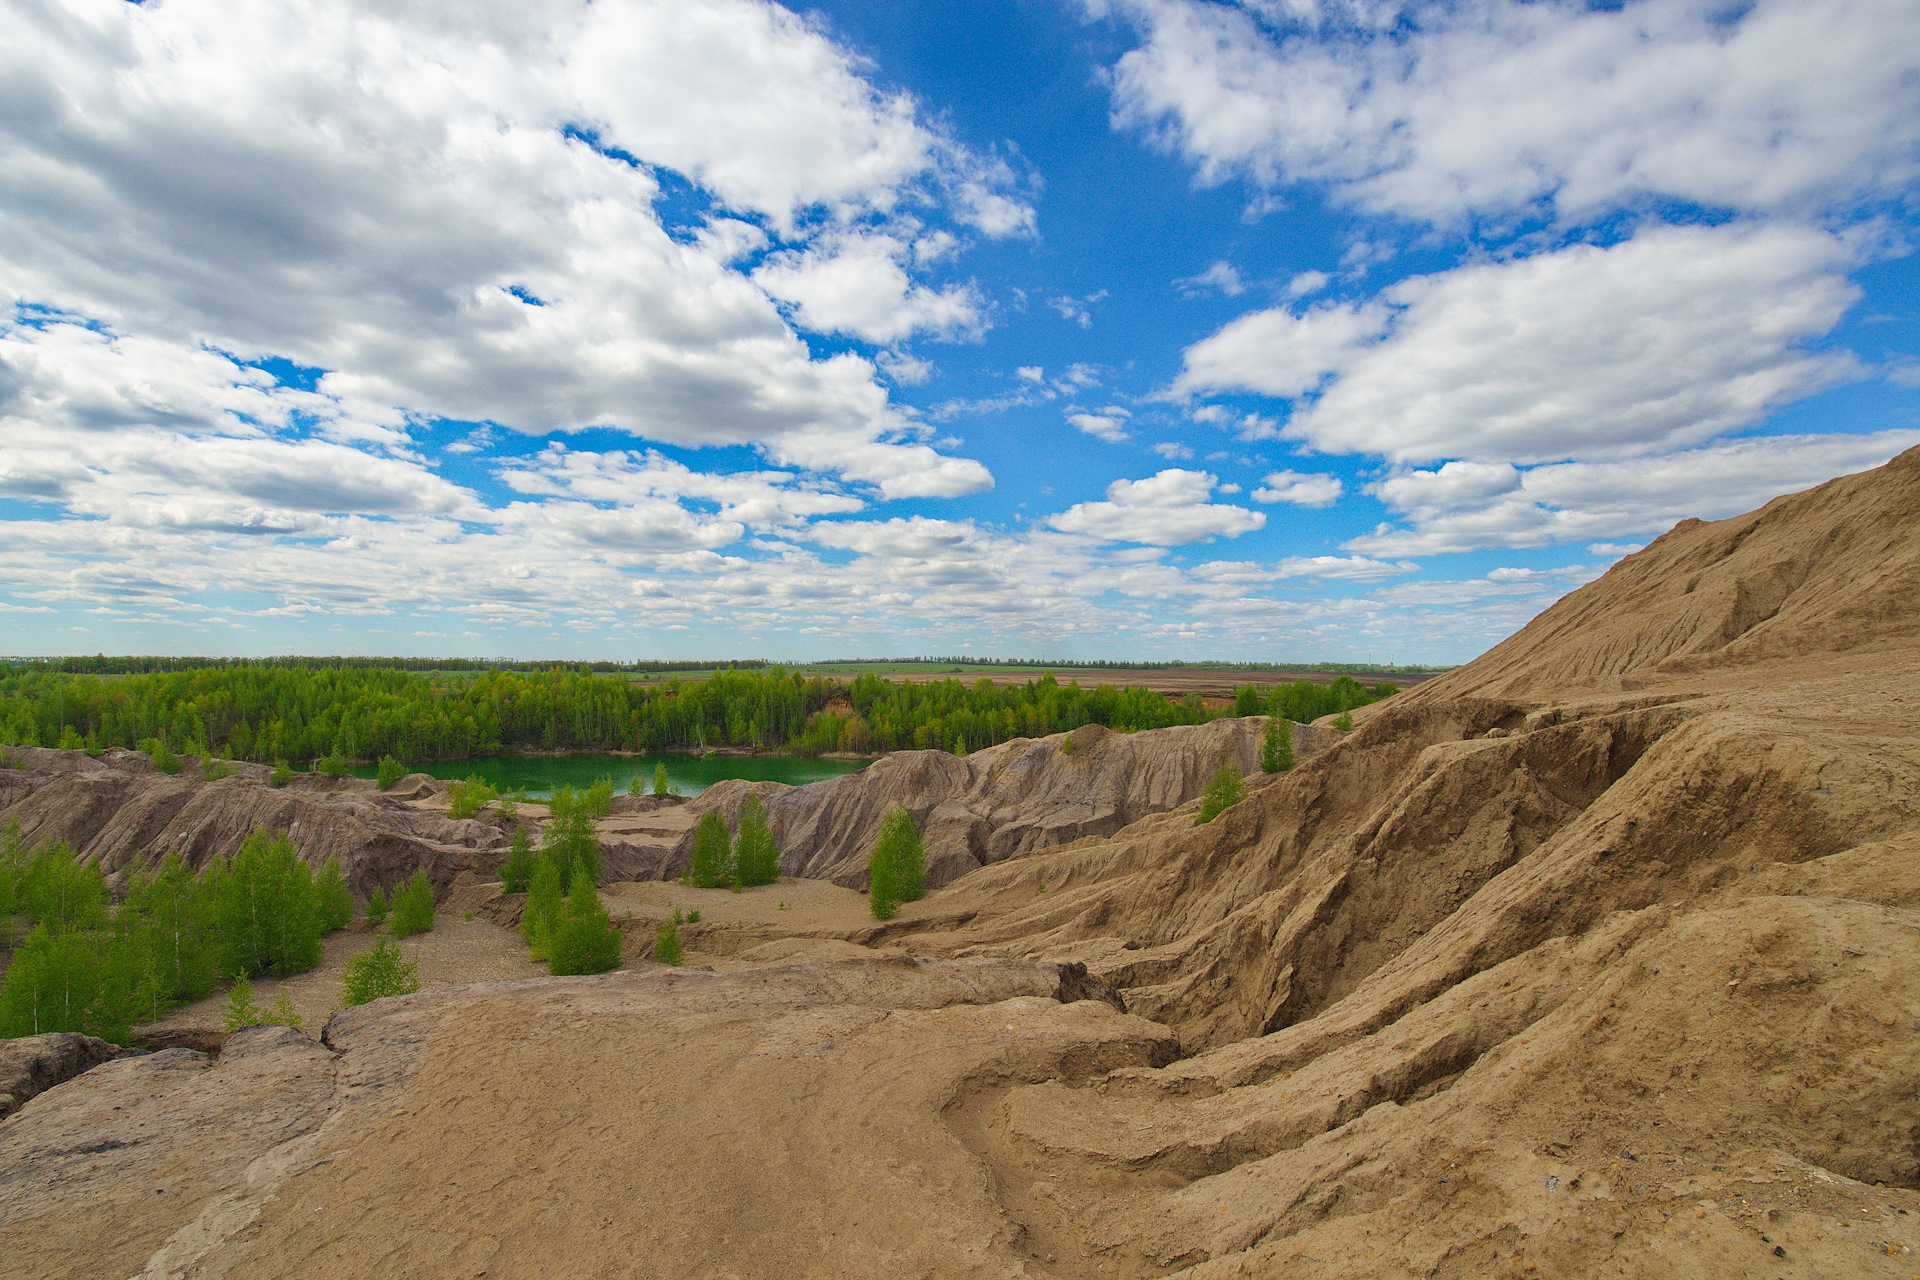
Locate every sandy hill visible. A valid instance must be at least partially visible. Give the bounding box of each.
[3,448,1919,1279]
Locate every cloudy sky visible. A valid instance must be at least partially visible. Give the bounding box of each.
[3,0,1917,663]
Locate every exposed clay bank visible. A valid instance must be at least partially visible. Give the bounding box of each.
[348,751,868,799]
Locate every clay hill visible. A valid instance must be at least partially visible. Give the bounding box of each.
[4,447,1920,1279]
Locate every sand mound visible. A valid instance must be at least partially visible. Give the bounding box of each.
[5,447,1919,1278]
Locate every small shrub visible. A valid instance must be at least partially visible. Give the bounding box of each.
[1060,735,1074,756]
[732,792,779,887]
[685,908,700,924]
[314,856,353,933]
[581,777,614,819]
[202,755,236,781]
[1261,718,1294,774]
[447,774,495,820]
[151,743,182,775]
[685,811,732,889]
[221,973,264,1033]
[652,762,673,797]
[1196,762,1245,824]
[317,753,350,779]
[57,727,85,751]
[270,759,292,787]
[340,935,420,1006]
[389,869,436,938]
[652,917,683,966]
[265,989,304,1033]
[548,870,621,976]
[866,804,925,920]
[375,755,404,790]
[626,773,644,796]
[521,857,564,959]
[500,827,535,894]
[364,885,389,928]
[1332,711,1354,732]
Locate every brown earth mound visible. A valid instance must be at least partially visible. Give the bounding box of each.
[0,752,507,898]
[4,447,1919,1279]
[678,716,1334,888]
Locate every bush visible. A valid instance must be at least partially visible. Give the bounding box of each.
[341,935,420,1007]
[208,830,324,978]
[447,773,495,819]
[521,856,564,959]
[151,743,182,775]
[732,792,779,887]
[685,810,732,889]
[221,972,264,1033]
[123,851,215,1006]
[1261,718,1294,774]
[652,917,683,966]
[317,752,351,778]
[365,885,389,928]
[270,759,292,787]
[540,788,600,886]
[548,870,621,975]
[626,773,644,796]
[203,755,236,781]
[653,762,673,797]
[389,869,436,938]
[581,776,614,818]
[866,804,925,920]
[314,856,353,932]
[1197,762,1246,824]
[376,755,404,790]
[500,826,535,894]
[1235,685,1261,717]
[1332,711,1354,732]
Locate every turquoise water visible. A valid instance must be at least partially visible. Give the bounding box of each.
[350,752,866,799]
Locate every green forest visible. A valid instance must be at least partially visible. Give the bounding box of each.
[0,661,1396,764]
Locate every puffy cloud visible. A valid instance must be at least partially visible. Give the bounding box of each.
[1251,470,1343,506]
[1048,469,1265,544]
[1068,407,1133,443]
[0,0,1015,487]
[1181,223,1859,464]
[1346,429,1920,555]
[1103,0,1920,224]
[1176,261,1247,297]
[752,231,987,343]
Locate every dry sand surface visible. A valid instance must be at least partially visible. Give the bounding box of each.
[5,446,1920,1279]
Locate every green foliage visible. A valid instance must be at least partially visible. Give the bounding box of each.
[150,742,182,774]
[364,884,389,927]
[685,811,732,889]
[221,972,265,1033]
[1060,734,1074,756]
[210,830,323,977]
[1197,762,1246,824]
[627,773,644,796]
[684,908,700,924]
[341,935,420,1007]
[389,869,436,938]
[500,826,536,894]
[1,924,98,1037]
[539,787,601,886]
[376,754,405,790]
[521,856,564,959]
[1234,685,1261,717]
[447,773,495,819]
[1332,711,1354,731]
[124,852,216,1005]
[866,804,925,920]
[732,792,779,887]
[317,752,351,778]
[1262,676,1393,727]
[20,845,109,935]
[652,917,682,966]
[270,759,292,787]
[202,754,236,781]
[548,870,622,975]
[653,762,671,796]
[1261,719,1294,774]
[581,776,614,818]
[314,856,353,932]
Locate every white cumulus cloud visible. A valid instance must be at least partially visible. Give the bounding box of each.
[1049,469,1265,544]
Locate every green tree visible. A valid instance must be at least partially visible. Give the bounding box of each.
[0,923,100,1036]
[123,851,216,1004]
[521,856,564,959]
[1197,762,1246,824]
[221,972,265,1033]
[732,792,779,887]
[626,772,644,796]
[1332,711,1354,731]
[376,755,405,790]
[270,759,292,787]
[447,773,495,819]
[340,935,420,1007]
[364,884,389,927]
[500,826,536,894]
[389,869,436,938]
[685,810,732,889]
[548,870,622,975]
[317,752,351,778]
[866,804,925,920]
[1235,685,1261,717]
[21,845,108,935]
[150,742,182,775]
[652,762,672,797]
[313,856,353,932]
[581,776,614,818]
[652,916,683,966]
[209,831,324,977]
[539,789,600,886]
[1261,718,1294,774]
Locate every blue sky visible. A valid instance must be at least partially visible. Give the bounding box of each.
[2,0,1917,664]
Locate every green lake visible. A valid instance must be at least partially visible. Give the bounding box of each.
[350,752,867,799]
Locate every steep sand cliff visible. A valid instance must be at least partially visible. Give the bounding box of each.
[3,448,1918,1279]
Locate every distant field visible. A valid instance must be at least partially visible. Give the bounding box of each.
[628,661,1442,699]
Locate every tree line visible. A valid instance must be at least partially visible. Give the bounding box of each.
[0,662,1397,764]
